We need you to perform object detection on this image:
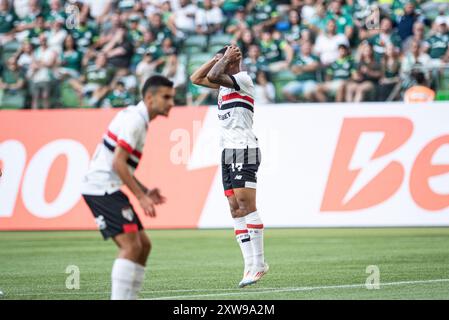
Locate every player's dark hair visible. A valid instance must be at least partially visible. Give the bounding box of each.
[141,75,174,97]
[216,46,228,55]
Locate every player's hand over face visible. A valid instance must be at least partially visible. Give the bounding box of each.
[139,194,156,217]
[224,45,242,63]
[147,188,167,205]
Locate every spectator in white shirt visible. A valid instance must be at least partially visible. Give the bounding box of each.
[195,0,224,35]
[167,0,197,39]
[15,41,35,73]
[314,19,349,66]
[13,0,31,20]
[300,0,317,25]
[401,40,431,82]
[81,0,112,23]
[27,34,58,109]
[254,70,275,105]
[47,18,68,54]
[136,51,165,90]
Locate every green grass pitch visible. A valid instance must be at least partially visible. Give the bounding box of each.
[1,228,449,300]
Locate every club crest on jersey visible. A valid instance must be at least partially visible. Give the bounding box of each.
[121,207,134,222]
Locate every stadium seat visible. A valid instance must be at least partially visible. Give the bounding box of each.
[61,82,81,108]
[187,53,212,76]
[272,70,296,82]
[436,90,449,101]
[1,41,20,63]
[187,63,203,77]
[439,70,449,91]
[188,52,211,66]
[177,53,188,67]
[183,35,208,54]
[1,51,14,65]
[273,81,289,103]
[3,40,21,53]
[271,70,296,102]
[0,90,26,109]
[208,34,233,47]
[208,44,227,54]
[185,46,204,55]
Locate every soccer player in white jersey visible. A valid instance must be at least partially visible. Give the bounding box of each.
[190,45,268,288]
[81,75,175,300]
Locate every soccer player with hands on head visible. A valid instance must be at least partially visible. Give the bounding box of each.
[190,44,269,288]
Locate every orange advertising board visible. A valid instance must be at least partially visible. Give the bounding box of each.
[0,108,217,230]
[1,103,448,230]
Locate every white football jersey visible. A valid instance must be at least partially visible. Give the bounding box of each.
[217,71,258,149]
[81,101,149,196]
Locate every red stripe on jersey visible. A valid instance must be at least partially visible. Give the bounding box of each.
[224,189,234,197]
[117,139,134,155]
[235,229,248,235]
[107,130,142,158]
[123,223,138,233]
[247,224,264,229]
[107,130,118,141]
[222,92,254,105]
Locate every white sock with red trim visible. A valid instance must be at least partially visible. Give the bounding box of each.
[234,217,254,272]
[111,258,139,300]
[245,211,265,269]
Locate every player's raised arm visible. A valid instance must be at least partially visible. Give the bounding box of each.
[190,55,222,89]
[206,45,242,88]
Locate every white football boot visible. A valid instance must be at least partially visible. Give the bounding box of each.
[238,268,255,288]
[252,262,269,283]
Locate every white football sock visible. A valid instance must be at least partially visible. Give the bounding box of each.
[245,211,265,269]
[234,217,254,272]
[132,263,146,299]
[111,258,137,300]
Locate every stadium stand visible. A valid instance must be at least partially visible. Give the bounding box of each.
[0,0,448,109]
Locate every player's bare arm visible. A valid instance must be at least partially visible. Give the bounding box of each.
[207,45,242,88]
[133,176,167,205]
[113,146,156,217]
[190,56,222,89]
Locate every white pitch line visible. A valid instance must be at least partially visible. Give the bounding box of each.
[7,287,281,297]
[5,278,449,298]
[145,278,449,300]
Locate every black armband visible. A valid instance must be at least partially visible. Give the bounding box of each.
[229,75,240,91]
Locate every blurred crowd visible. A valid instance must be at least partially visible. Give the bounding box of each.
[0,0,448,109]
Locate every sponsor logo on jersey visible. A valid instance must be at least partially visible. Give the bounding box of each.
[218,112,231,120]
